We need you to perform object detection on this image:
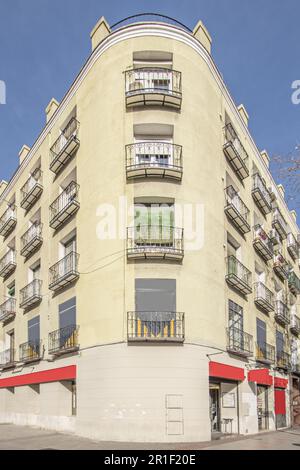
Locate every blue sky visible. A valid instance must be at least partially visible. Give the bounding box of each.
[0,0,300,209]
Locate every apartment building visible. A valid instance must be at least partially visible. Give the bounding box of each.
[0,14,299,442]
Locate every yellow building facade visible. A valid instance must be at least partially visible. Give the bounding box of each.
[0,15,299,442]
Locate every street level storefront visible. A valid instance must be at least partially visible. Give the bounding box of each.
[292,376,300,426]
[209,362,244,436]
[274,377,288,429]
[248,368,273,431]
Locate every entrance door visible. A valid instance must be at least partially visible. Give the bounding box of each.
[209,384,221,433]
[257,385,269,431]
[292,378,300,426]
[275,388,287,428]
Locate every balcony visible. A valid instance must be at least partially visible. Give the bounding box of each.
[0,298,16,323]
[225,256,252,295]
[49,182,80,230]
[127,226,184,261]
[290,313,300,335]
[19,340,42,363]
[0,250,16,278]
[227,327,253,357]
[0,348,15,368]
[253,225,273,262]
[276,351,291,371]
[254,282,274,313]
[269,228,281,247]
[20,223,43,258]
[48,324,79,355]
[127,312,184,342]
[49,252,79,291]
[256,343,275,365]
[289,272,300,296]
[0,206,16,238]
[224,186,250,235]
[50,118,80,174]
[20,169,43,211]
[274,300,290,326]
[272,208,288,240]
[287,233,299,261]
[19,279,42,309]
[125,142,183,180]
[273,252,289,280]
[125,68,182,109]
[252,173,272,215]
[292,363,300,376]
[223,123,249,180]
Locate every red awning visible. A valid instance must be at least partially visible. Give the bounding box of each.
[248,368,273,386]
[274,377,288,389]
[0,365,76,389]
[209,361,245,381]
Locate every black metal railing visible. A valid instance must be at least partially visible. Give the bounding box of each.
[289,272,300,295]
[0,205,16,236]
[19,340,42,362]
[287,233,299,260]
[48,324,79,354]
[254,282,274,311]
[20,223,43,255]
[227,327,253,356]
[253,224,273,260]
[291,312,300,334]
[125,68,182,97]
[226,255,252,294]
[0,250,16,276]
[256,343,275,363]
[127,311,184,341]
[49,252,79,289]
[252,173,272,213]
[50,117,79,164]
[0,298,16,322]
[127,225,184,257]
[275,300,290,325]
[272,208,288,239]
[49,181,79,227]
[125,142,182,174]
[273,252,289,280]
[223,123,249,179]
[0,348,15,367]
[276,351,291,370]
[20,168,43,207]
[224,186,250,232]
[19,279,42,308]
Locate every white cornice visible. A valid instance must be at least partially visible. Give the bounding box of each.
[1,21,298,231]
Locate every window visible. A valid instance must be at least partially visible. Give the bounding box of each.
[228,300,243,331]
[28,316,40,350]
[59,297,76,348]
[256,318,266,348]
[7,281,15,297]
[276,330,284,356]
[64,237,76,256]
[134,203,174,244]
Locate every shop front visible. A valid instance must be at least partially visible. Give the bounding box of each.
[292,376,300,426]
[274,377,288,429]
[209,361,244,437]
[248,369,273,431]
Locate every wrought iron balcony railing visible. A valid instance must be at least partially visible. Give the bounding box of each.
[49,181,80,230]
[19,279,42,309]
[227,326,253,357]
[289,271,300,296]
[20,169,43,211]
[125,68,182,109]
[274,300,290,326]
[253,225,273,262]
[49,252,79,291]
[0,205,16,238]
[20,223,43,258]
[0,298,16,323]
[290,312,300,335]
[273,252,289,280]
[19,340,42,363]
[254,282,274,313]
[226,255,252,295]
[269,228,281,247]
[0,250,16,278]
[0,348,15,368]
[256,342,275,364]
[125,142,183,180]
[223,123,249,180]
[127,311,184,342]
[252,173,272,215]
[224,186,250,234]
[276,351,291,370]
[50,117,80,174]
[272,208,288,240]
[48,324,79,355]
[287,232,299,261]
[127,226,184,261]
